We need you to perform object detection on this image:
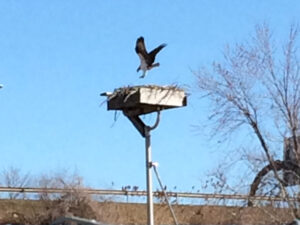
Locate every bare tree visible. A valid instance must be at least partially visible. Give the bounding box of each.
[36,170,84,200]
[22,171,99,224]
[1,166,31,199]
[194,24,300,215]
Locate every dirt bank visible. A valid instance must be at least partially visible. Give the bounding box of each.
[0,200,296,225]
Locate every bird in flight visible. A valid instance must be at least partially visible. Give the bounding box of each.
[135,36,166,78]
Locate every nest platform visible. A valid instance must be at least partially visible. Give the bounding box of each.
[102,85,187,116]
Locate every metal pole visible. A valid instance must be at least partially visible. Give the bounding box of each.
[145,126,154,225]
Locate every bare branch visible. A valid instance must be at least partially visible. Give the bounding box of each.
[195,24,300,216]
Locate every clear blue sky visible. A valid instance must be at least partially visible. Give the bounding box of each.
[0,0,299,192]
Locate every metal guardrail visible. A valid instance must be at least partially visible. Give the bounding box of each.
[0,186,298,203]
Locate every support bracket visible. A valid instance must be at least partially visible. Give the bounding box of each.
[123,110,161,137]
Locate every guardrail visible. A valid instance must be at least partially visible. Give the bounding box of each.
[0,186,298,203]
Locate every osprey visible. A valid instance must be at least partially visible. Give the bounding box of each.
[135,36,166,78]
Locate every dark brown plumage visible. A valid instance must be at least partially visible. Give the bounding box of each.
[135,36,166,78]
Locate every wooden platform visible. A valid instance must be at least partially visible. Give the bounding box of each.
[103,85,187,116]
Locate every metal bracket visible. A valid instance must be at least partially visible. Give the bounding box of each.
[123,110,161,137]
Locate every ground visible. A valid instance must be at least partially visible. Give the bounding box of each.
[0,200,296,225]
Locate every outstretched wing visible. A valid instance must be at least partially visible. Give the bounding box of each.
[149,43,167,61]
[135,37,148,59]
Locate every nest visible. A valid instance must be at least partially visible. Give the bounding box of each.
[109,84,185,101]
